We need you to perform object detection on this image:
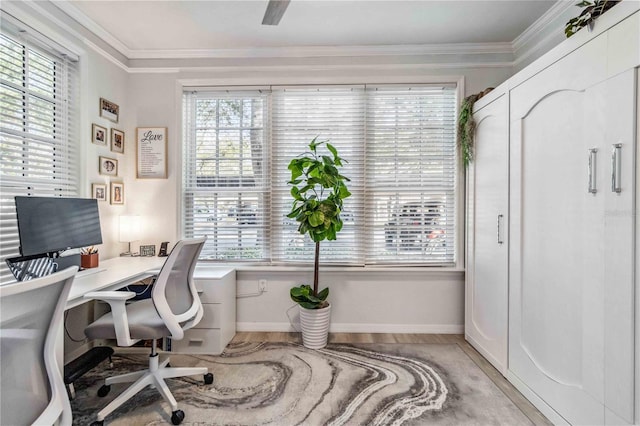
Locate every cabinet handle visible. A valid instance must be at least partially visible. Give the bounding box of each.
[588,148,597,194]
[611,143,622,193]
[497,214,504,245]
[189,338,204,344]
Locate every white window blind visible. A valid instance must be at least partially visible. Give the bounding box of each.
[182,90,270,260]
[365,86,457,264]
[182,84,457,266]
[0,28,79,283]
[271,86,365,264]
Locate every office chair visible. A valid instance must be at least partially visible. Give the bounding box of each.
[84,238,212,425]
[0,266,77,426]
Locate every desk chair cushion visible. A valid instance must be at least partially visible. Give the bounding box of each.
[85,299,171,340]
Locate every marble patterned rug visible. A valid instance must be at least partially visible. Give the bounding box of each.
[70,342,532,425]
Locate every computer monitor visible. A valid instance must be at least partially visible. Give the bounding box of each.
[14,196,103,257]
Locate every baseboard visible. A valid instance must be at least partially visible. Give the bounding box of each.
[464,333,507,376]
[506,370,568,425]
[236,322,464,334]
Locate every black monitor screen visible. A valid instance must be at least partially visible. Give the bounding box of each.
[15,196,103,256]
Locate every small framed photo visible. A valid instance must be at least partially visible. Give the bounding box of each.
[139,245,156,257]
[92,123,107,146]
[99,97,119,123]
[111,128,125,153]
[91,183,107,201]
[110,182,124,205]
[99,156,118,176]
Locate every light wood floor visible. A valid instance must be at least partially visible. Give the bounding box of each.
[231,332,551,426]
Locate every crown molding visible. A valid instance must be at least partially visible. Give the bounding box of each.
[45,0,571,73]
[128,42,514,60]
[52,0,132,58]
[512,0,574,52]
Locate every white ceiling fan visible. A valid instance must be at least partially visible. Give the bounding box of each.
[262,0,291,25]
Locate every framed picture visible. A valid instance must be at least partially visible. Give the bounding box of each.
[111,128,125,153]
[91,183,107,201]
[99,156,118,176]
[139,245,156,257]
[110,182,124,205]
[136,127,167,179]
[99,97,119,123]
[92,123,107,146]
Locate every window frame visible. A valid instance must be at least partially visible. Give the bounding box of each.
[0,18,80,283]
[178,77,464,270]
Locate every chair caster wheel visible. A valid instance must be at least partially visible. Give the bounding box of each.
[171,409,185,425]
[204,373,214,384]
[90,421,104,426]
[97,384,111,397]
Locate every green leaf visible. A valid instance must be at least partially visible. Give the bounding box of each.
[290,187,303,201]
[317,287,329,300]
[326,143,338,159]
[339,185,351,198]
[322,155,334,166]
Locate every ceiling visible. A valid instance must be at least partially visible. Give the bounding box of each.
[60,0,557,56]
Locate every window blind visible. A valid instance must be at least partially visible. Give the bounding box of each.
[182,90,270,261]
[365,85,457,264]
[182,84,458,266]
[270,86,366,264]
[0,29,79,283]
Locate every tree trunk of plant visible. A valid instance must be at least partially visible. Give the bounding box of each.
[313,241,320,296]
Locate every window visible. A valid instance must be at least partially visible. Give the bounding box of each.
[182,91,270,261]
[0,27,79,282]
[182,84,457,266]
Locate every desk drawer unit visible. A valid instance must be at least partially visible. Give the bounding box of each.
[170,268,236,355]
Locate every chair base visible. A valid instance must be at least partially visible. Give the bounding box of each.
[94,351,210,423]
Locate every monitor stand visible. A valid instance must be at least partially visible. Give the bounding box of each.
[6,252,81,281]
[54,253,81,271]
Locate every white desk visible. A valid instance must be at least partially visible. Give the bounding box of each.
[67,256,165,309]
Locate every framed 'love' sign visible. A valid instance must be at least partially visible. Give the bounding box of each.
[136,127,167,179]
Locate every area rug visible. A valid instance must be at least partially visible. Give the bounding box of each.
[70,342,532,425]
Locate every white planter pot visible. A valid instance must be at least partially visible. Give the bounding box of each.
[299,304,331,349]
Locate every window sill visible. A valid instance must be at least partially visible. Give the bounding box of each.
[196,262,464,275]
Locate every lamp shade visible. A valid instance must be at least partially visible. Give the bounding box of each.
[119,215,142,243]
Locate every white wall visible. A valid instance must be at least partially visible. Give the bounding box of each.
[124,63,512,333]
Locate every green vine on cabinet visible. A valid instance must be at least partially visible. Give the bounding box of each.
[458,94,479,168]
[458,88,494,167]
[565,0,620,38]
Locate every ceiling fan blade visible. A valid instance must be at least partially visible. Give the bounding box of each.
[262,0,291,26]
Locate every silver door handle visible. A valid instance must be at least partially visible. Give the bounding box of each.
[497,214,504,244]
[588,148,597,194]
[611,143,622,193]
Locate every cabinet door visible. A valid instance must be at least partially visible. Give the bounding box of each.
[465,94,509,374]
[509,38,635,424]
[602,69,636,424]
[509,36,606,425]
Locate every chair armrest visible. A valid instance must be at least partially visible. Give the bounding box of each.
[84,291,139,347]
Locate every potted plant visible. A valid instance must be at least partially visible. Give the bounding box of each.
[287,137,351,349]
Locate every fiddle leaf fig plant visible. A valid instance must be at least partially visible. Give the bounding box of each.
[287,137,351,309]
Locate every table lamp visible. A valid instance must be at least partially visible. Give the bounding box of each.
[119,215,141,256]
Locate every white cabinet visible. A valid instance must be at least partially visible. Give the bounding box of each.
[465,92,509,374]
[171,268,236,355]
[507,32,636,426]
[464,6,640,425]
